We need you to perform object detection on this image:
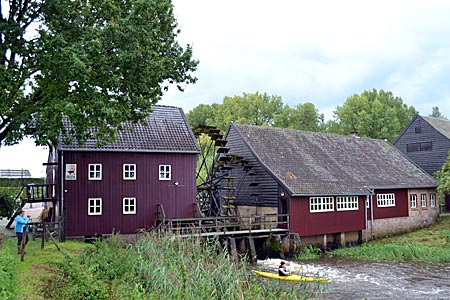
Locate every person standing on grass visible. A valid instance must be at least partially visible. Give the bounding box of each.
[15,210,31,254]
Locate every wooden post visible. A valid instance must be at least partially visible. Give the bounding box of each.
[46,226,61,251]
[20,227,26,261]
[247,237,257,263]
[41,223,46,250]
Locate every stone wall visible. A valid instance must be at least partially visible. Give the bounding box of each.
[365,208,440,238]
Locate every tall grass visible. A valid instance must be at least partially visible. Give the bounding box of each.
[44,233,319,299]
[330,243,450,263]
[0,253,17,299]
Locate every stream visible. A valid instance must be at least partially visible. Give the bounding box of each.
[257,258,450,300]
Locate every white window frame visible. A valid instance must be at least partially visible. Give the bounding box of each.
[421,194,427,208]
[123,197,136,214]
[88,198,102,215]
[376,193,395,207]
[123,164,136,180]
[410,194,417,209]
[336,196,359,211]
[309,197,334,213]
[430,193,436,208]
[88,164,102,180]
[159,165,171,181]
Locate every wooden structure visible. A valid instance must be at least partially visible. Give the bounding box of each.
[219,123,439,247]
[45,105,200,238]
[394,115,450,212]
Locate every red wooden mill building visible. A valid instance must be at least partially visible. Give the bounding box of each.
[218,123,439,247]
[45,105,200,238]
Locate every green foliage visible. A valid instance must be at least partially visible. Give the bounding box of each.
[1,0,198,146]
[430,106,447,119]
[0,188,21,218]
[329,243,450,263]
[274,102,325,132]
[0,254,18,300]
[435,151,450,196]
[187,92,324,133]
[328,89,417,141]
[44,233,316,299]
[295,245,322,260]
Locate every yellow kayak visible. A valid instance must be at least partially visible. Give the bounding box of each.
[252,270,329,283]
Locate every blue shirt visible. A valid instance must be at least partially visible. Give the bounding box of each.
[14,215,30,233]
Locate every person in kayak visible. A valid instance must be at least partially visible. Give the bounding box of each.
[278,261,290,276]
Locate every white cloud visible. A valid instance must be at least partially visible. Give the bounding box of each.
[163,0,450,119]
[3,0,450,174]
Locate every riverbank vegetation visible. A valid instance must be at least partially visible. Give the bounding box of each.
[329,214,450,263]
[0,233,319,300]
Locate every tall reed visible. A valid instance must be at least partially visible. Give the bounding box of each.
[44,232,319,299]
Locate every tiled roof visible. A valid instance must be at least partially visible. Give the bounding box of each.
[421,115,450,140]
[59,106,200,153]
[233,124,437,195]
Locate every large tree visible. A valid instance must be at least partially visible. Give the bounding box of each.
[187,92,284,132]
[328,89,417,141]
[0,0,197,146]
[430,106,447,119]
[273,102,324,132]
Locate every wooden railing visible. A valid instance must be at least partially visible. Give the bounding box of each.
[26,184,55,202]
[158,210,290,236]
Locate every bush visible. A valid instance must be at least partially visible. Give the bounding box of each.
[0,253,18,299]
[0,188,20,218]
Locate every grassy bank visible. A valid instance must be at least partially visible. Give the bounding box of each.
[1,233,320,300]
[0,237,93,299]
[329,214,450,263]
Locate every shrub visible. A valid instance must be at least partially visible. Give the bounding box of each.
[0,253,18,299]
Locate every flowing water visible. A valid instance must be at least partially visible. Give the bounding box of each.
[257,258,450,300]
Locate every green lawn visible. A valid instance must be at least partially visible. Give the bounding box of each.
[329,214,450,263]
[1,237,93,299]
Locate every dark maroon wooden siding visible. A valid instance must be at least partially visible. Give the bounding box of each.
[290,196,366,236]
[60,151,197,237]
[371,189,408,219]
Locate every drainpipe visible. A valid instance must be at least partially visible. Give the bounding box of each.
[60,151,64,221]
[369,190,374,239]
[364,187,375,240]
[365,194,369,242]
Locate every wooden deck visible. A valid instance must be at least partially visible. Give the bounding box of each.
[158,208,290,238]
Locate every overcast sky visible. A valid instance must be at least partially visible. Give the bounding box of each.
[1,0,450,177]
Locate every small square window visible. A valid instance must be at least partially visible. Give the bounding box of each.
[415,126,421,134]
[430,193,436,208]
[88,198,102,215]
[123,197,136,214]
[123,164,136,180]
[410,194,417,209]
[88,164,102,180]
[406,143,419,152]
[159,165,171,180]
[421,194,427,208]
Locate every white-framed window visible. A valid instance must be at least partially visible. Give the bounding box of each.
[88,198,102,215]
[310,197,334,213]
[123,197,136,214]
[376,193,395,207]
[336,196,359,211]
[88,164,102,180]
[430,193,436,208]
[123,164,136,180]
[159,165,171,180]
[421,194,427,208]
[410,194,417,209]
